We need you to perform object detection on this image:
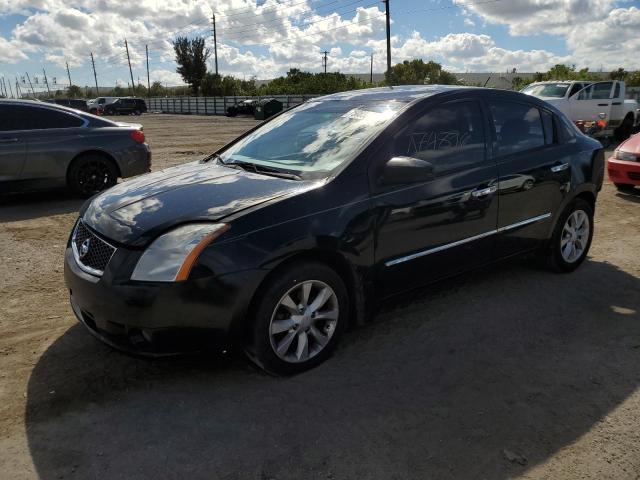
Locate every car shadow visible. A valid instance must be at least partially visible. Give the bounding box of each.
[0,189,84,222]
[615,190,640,203]
[26,258,640,479]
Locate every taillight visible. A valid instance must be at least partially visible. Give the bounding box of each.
[130,130,145,144]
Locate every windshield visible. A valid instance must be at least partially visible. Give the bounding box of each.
[218,100,403,178]
[521,83,570,98]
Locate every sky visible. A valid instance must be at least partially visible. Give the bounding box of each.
[1,0,640,92]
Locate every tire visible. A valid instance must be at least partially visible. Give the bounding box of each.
[545,198,594,273]
[247,261,349,375]
[614,115,634,143]
[67,154,119,198]
[134,109,141,116]
[615,183,636,193]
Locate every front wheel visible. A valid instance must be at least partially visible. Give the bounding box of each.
[545,198,594,272]
[247,262,348,375]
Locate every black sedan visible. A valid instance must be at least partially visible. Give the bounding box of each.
[64,86,604,374]
[0,99,151,196]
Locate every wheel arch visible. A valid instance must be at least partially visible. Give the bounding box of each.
[235,249,367,342]
[66,150,122,184]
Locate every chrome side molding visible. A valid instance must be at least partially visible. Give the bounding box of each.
[385,212,552,267]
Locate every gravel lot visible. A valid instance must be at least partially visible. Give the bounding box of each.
[1,114,639,479]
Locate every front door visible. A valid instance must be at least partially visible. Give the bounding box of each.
[570,81,614,123]
[371,98,499,297]
[0,104,27,183]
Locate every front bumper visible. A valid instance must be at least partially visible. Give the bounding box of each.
[607,157,640,186]
[64,246,260,355]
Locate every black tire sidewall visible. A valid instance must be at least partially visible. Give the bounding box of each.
[549,198,594,272]
[250,262,349,375]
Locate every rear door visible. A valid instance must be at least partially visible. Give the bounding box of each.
[486,96,571,254]
[0,104,28,182]
[570,81,614,122]
[372,97,499,296]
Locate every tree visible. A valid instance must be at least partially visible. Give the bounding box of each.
[385,60,458,86]
[67,85,83,98]
[626,71,640,87]
[609,68,627,81]
[173,36,210,95]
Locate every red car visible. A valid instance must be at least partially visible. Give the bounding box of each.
[608,132,640,192]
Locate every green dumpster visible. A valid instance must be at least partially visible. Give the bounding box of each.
[254,98,283,120]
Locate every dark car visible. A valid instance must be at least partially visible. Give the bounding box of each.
[0,99,151,196]
[64,86,604,374]
[47,98,89,112]
[104,98,147,116]
[226,99,257,117]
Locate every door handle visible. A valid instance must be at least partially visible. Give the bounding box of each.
[551,163,569,173]
[597,103,609,107]
[471,185,498,198]
[0,137,19,144]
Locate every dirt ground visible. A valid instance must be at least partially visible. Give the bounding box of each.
[1,114,639,479]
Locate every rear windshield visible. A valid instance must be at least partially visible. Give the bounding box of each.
[218,100,404,178]
[521,84,570,98]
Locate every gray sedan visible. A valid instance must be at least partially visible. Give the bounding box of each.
[0,99,151,197]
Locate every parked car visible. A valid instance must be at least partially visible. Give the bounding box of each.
[226,99,257,117]
[607,132,640,192]
[87,97,119,115]
[46,98,89,112]
[522,80,639,141]
[103,98,147,116]
[0,99,151,196]
[64,86,604,374]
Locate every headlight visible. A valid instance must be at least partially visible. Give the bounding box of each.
[131,223,229,282]
[614,150,638,161]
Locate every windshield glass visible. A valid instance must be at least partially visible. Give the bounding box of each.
[521,83,570,98]
[219,100,404,178]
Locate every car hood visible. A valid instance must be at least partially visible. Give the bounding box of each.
[82,161,313,246]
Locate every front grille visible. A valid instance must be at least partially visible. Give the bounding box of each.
[72,220,116,276]
[628,172,640,181]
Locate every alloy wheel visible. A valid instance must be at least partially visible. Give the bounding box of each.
[76,159,112,195]
[269,280,339,363]
[560,209,590,263]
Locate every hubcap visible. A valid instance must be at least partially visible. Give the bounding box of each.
[77,159,111,195]
[560,210,590,263]
[269,280,339,363]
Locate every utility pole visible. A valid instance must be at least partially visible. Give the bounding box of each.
[15,76,21,98]
[383,0,392,84]
[0,78,5,97]
[322,50,329,74]
[370,52,374,83]
[66,61,73,90]
[145,44,151,96]
[42,68,51,96]
[125,39,135,96]
[90,52,99,96]
[212,12,219,75]
[8,78,14,98]
[25,72,36,96]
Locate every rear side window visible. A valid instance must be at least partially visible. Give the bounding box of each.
[0,105,83,130]
[614,83,621,98]
[541,110,554,144]
[555,115,576,143]
[393,100,485,176]
[489,100,545,156]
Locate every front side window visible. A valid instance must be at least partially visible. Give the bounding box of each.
[392,101,485,176]
[577,82,613,100]
[218,100,404,178]
[490,100,545,156]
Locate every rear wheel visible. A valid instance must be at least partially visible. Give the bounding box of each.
[67,154,118,197]
[247,261,348,375]
[545,198,594,273]
[134,109,141,116]
[615,183,636,193]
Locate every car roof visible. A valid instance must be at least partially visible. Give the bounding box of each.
[0,98,85,113]
[317,85,475,103]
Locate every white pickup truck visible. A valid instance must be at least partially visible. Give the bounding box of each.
[521,80,639,141]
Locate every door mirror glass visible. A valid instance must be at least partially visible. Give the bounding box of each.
[381,156,434,185]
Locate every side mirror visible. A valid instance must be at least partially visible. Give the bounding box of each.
[380,156,434,185]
